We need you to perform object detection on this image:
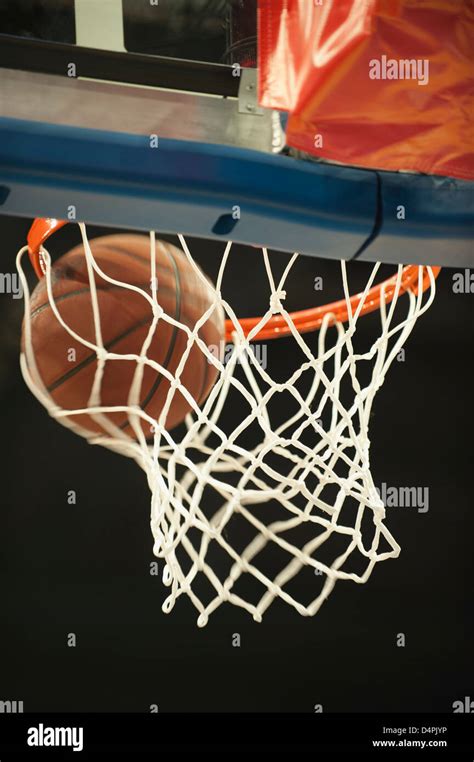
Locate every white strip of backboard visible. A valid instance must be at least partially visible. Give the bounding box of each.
[75,0,126,52]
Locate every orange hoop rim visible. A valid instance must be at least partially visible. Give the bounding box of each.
[27,218,441,342]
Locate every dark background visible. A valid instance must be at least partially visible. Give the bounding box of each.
[0,212,472,713]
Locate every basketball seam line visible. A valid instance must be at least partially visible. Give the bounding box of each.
[47,314,155,393]
[31,281,174,320]
[119,244,182,432]
[32,238,180,317]
[35,242,211,435]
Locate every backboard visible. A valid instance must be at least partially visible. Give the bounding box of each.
[0,0,471,266]
[0,0,265,141]
[0,0,257,66]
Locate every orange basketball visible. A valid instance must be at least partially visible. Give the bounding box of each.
[23,234,225,438]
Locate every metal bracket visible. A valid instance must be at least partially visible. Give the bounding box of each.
[238,68,264,115]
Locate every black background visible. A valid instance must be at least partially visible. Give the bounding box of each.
[0,213,472,713]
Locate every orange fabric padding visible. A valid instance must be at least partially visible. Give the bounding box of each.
[258,0,474,180]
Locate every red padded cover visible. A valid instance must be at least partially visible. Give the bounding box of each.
[258,0,473,180]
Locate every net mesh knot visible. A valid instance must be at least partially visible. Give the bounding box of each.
[269,289,287,313]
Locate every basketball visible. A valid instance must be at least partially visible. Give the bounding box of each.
[23,234,225,438]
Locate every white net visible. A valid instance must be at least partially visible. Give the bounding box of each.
[17,224,437,626]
